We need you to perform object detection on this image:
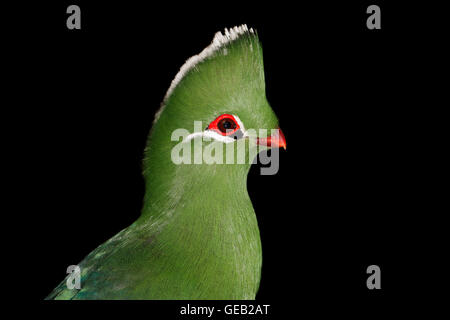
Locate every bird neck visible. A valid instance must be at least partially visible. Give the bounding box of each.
[133,126,262,297]
[139,161,253,222]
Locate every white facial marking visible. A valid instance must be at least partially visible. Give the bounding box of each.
[183,114,247,143]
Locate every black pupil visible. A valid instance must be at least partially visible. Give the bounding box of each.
[218,119,236,133]
[223,121,232,129]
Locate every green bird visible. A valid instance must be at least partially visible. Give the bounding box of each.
[46,25,286,300]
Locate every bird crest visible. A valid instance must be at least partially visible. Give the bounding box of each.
[154,24,262,124]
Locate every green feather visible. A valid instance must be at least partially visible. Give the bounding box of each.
[47,25,280,300]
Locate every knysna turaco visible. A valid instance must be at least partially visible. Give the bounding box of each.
[47,25,286,300]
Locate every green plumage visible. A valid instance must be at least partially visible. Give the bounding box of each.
[47,26,279,300]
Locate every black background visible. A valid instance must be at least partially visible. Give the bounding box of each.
[11,0,446,317]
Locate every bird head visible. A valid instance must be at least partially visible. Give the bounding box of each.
[142,25,285,207]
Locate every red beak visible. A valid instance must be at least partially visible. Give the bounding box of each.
[256,128,286,150]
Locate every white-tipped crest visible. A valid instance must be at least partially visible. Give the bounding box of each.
[153,25,255,123]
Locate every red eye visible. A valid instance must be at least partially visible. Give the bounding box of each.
[207,114,240,136]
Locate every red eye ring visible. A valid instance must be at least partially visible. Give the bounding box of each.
[207,114,240,136]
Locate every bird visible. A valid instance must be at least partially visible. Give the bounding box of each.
[46,24,286,300]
